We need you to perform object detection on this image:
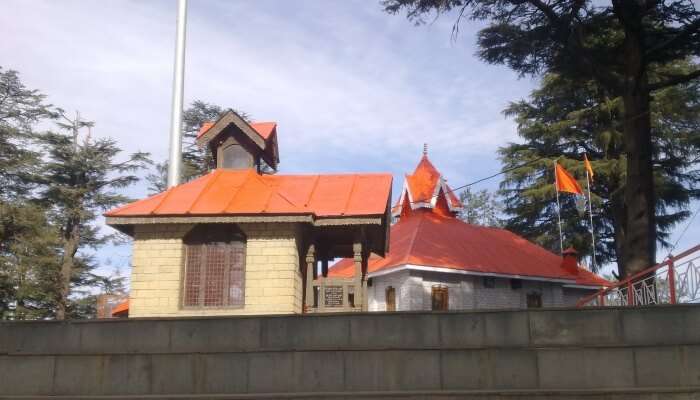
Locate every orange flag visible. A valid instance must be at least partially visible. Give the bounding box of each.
[555,162,583,195]
[583,154,594,182]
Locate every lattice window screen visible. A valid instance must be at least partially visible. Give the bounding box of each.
[184,240,245,308]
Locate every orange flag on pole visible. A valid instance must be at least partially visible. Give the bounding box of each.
[555,162,583,195]
[583,154,594,182]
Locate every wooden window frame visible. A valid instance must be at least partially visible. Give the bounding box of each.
[526,292,543,309]
[386,286,396,312]
[483,277,496,289]
[181,224,246,309]
[431,285,449,311]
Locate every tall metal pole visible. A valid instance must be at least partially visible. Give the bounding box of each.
[554,161,564,254]
[586,169,597,271]
[167,0,188,188]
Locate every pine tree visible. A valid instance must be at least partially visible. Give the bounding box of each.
[499,65,700,274]
[0,66,55,200]
[38,112,149,320]
[458,188,502,227]
[384,0,700,277]
[0,67,59,319]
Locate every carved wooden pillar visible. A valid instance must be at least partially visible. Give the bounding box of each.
[305,244,315,311]
[361,253,369,312]
[353,241,363,310]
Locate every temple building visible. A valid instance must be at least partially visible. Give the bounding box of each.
[105,110,392,317]
[328,150,609,311]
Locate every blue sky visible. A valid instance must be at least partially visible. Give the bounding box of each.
[2,0,697,279]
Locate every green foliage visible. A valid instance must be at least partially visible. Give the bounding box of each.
[0,203,61,319]
[38,113,149,319]
[383,0,700,275]
[458,188,502,227]
[0,66,148,319]
[499,67,700,273]
[0,67,55,200]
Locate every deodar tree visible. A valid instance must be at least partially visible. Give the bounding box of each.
[499,67,700,274]
[39,113,149,320]
[383,0,700,277]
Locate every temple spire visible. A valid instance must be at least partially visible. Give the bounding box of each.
[423,143,428,157]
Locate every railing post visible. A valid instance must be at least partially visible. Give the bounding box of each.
[627,281,633,306]
[353,242,363,311]
[668,255,676,305]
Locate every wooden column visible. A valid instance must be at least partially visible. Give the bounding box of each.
[353,241,363,310]
[305,244,315,311]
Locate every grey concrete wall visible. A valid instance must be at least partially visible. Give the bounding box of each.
[1,305,699,399]
[370,271,594,311]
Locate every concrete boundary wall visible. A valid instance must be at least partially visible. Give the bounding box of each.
[1,306,699,399]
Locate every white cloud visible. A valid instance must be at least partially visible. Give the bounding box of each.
[2,0,538,274]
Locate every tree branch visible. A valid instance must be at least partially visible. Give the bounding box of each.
[528,0,560,23]
[649,69,700,91]
[646,17,700,59]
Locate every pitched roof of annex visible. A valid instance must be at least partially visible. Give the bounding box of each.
[330,153,609,288]
[105,168,392,222]
[329,209,609,287]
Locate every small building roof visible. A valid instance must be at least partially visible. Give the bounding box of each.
[331,153,609,288]
[393,153,462,216]
[329,210,608,287]
[111,300,129,317]
[105,168,392,223]
[196,110,280,170]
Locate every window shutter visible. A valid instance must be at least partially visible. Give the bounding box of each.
[182,224,247,309]
[386,286,396,311]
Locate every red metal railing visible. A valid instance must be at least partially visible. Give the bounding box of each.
[576,244,700,308]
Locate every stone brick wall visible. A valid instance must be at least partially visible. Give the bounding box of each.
[369,269,593,311]
[1,306,699,398]
[129,223,303,317]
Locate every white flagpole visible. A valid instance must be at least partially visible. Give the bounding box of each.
[554,161,564,254]
[167,0,188,188]
[586,169,597,271]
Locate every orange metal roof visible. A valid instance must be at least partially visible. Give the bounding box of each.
[105,169,392,218]
[331,154,608,288]
[328,209,609,287]
[197,120,276,141]
[111,300,129,317]
[393,155,462,215]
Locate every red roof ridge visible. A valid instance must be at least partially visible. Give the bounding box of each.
[342,175,359,216]
[256,173,303,211]
[304,175,322,207]
[221,169,256,213]
[105,191,166,216]
[188,169,224,213]
[150,175,191,214]
[402,211,427,265]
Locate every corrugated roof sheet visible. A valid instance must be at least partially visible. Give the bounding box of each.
[328,210,609,287]
[105,169,392,218]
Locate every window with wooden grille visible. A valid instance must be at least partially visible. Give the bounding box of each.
[182,224,246,308]
[386,286,396,311]
[526,292,542,308]
[431,285,449,311]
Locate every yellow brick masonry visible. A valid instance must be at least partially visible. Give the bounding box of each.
[129,223,304,317]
